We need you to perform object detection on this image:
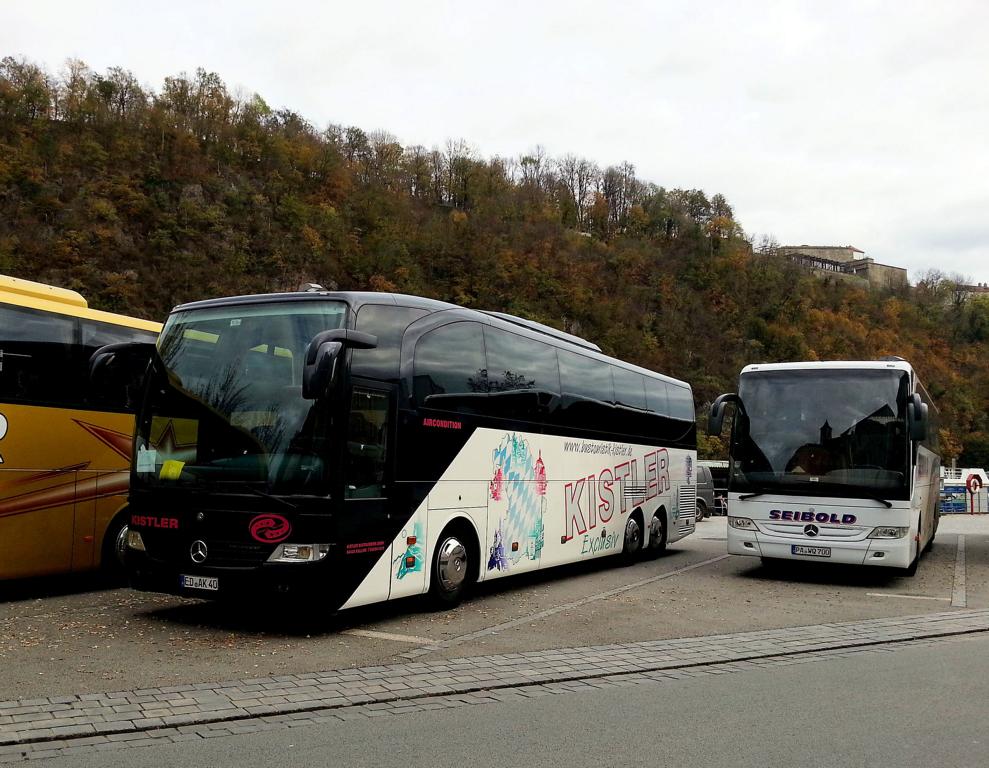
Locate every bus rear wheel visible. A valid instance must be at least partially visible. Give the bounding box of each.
[648,511,667,553]
[428,527,475,608]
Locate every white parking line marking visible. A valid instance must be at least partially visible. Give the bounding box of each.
[402,553,731,658]
[866,593,950,602]
[342,629,433,644]
[952,535,967,608]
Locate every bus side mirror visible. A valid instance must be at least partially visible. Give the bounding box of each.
[908,393,928,441]
[88,341,155,390]
[708,393,738,437]
[302,329,378,400]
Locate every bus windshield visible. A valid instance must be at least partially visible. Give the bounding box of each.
[135,301,347,494]
[731,369,911,500]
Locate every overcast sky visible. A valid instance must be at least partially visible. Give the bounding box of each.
[4,0,988,284]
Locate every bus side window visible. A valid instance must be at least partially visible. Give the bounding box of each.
[0,305,77,407]
[611,368,647,436]
[557,349,614,433]
[412,322,488,412]
[666,384,697,446]
[667,385,696,422]
[644,377,677,442]
[346,387,390,499]
[352,305,429,381]
[483,327,561,422]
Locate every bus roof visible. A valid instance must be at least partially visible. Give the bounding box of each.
[741,360,915,375]
[170,289,691,391]
[0,274,161,333]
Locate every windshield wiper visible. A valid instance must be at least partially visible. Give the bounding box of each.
[863,494,893,508]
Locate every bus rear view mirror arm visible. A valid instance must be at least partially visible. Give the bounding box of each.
[302,330,378,400]
[708,393,740,437]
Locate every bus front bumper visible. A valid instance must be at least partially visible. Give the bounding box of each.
[728,529,913,568]
[126,549,342,604]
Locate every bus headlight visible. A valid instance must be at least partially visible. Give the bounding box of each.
[127,530,146,551]
[267,543,331,563]
[868,527,909,539]
[728,517,756,530]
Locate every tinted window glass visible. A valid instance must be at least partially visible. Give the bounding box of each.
[733,370,907,498]
[0,305,79,408]
[558,349,613,403]
[484,327,560,395]
[353,305,429,380]
[612,368,646,409]
[346,387,389,498]
[644,378,670,416]
[139,302,348,493]
[413,322,487,407]
[82,320,157,348]
[667,385,695,421]
[81,320,159,411]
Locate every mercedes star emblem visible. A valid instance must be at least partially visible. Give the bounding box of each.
[190,540,208,564]
[804,524,819,538]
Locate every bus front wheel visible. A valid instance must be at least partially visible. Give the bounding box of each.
[902,517,921,577]
[100,513,130,579]
[428,526,476,608]
[623,512,645,561]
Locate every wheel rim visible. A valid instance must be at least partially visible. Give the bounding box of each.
[696,503,704,522]
[625,517,642,553]
[436,536,467,592]
[113,525,129,567]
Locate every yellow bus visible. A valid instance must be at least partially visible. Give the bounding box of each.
[0,275,161,580]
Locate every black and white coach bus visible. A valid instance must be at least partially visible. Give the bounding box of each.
[101,290,697,610]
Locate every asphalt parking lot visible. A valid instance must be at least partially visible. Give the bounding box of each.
[1,515,987,701]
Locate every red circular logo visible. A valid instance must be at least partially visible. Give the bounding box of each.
[249,513,292,543]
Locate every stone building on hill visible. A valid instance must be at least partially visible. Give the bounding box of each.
[780,245,909,290]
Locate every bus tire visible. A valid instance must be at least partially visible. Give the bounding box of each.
[695,499,707,522]
[902,519,921,576]
[100,512,130,579]
[623,511,645,561]
[648,509,667,553]
[427,523,477,609]
[902,554,919,577]
[925,510,938,553]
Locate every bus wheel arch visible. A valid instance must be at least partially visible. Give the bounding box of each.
[427,517,480,608]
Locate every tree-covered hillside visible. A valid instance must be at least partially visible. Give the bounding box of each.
[1,58,987,464]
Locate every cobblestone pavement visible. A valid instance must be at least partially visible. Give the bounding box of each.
[2,608,989,762]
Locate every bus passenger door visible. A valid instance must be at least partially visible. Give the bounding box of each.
[339,382,398,609]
